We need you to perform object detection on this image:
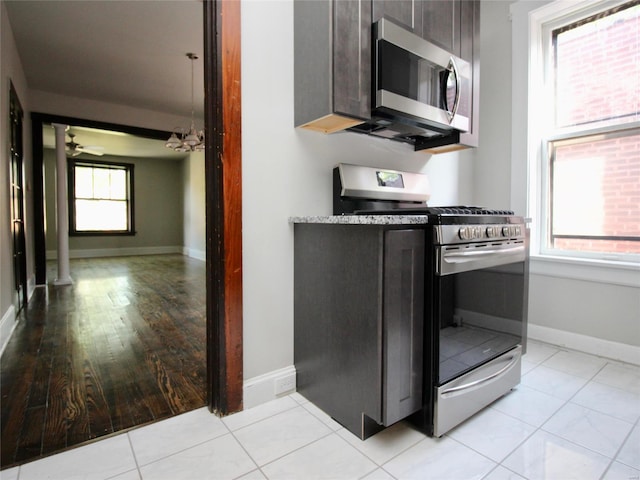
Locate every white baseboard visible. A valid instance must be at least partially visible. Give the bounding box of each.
[182,247,206,262]
[243,365,297,409]
[47,246,183,259]
[0,305,17,357]
[528,323,640,366]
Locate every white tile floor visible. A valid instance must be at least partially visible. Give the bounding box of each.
[2,340,639,480]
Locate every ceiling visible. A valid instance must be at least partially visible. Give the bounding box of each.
[5,0,204,159]
[41,124,187,160]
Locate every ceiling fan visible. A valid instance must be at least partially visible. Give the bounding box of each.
[66,132,104,157]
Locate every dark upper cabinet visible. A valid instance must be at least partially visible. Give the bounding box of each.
[459,0,480,149]
[372,0,473,60]
[294,0,372,134]
[421,0,461,58]
[372,0,463,57]
[372,0,422,35]
[294,0,480,152]
[421,0,480,152]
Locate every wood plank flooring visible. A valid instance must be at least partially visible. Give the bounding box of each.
[0,254,207,469]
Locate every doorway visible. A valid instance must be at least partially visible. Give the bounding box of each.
[2,0,242,468]
[26,0,243,423]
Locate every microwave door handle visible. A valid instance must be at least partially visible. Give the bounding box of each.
[441,57,461,123]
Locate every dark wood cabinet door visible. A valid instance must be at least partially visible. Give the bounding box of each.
[421,0,461,56]
[333,0,372,119]
[382,229,425,426]
[459,0,476,62]
[373,0,422,35]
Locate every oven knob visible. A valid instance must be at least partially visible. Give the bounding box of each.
[458,227,469,240]
[502,226,510,237]
[474,226,483,239]
[486,226,497,238]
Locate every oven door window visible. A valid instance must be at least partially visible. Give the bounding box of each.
[437,261,525,385]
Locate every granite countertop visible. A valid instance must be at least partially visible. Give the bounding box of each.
[289,215,432,225]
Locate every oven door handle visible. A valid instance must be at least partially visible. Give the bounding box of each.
[438,244,526,275]
[440,354,520,395]
[444,245,525,260]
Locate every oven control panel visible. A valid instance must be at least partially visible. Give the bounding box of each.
[458,226,483,241]
[457,224,522,241]
[436,222,525,245]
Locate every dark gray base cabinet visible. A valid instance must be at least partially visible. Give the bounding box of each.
[294,223,425,439]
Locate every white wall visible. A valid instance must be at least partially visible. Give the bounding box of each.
[1,0,31,353]
[472,0,514,211]
[477,0,639,362]
[240,0,475,380]
[43,149,185,257]
[183,152,206,261]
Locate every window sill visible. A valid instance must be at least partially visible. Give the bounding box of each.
[529,254,640,288]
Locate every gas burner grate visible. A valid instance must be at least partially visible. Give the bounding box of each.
[426,206,515,215]
[355,206,515,216]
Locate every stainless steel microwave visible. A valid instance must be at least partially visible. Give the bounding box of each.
[362,18,472,141]
[374,18,471,132]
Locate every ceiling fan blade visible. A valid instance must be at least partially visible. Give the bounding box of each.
[76,146,104,156]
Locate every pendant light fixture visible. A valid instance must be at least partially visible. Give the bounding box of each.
[165,52,205,152]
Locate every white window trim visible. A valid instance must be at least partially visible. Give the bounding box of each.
[511,0,640,287]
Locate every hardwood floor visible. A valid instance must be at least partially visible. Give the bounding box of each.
[0,254,207,469]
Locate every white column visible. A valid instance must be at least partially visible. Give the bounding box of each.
[52,123,72,285]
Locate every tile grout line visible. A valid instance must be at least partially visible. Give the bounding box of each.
[129,420,234,472]
[533,357,637,478]
[471,350,619,479]
[293,397,423,478]
[221,397,301,432]
[225,426,262,480]
[227,418,336,479]
[125,432,143,480]
[225,398,337,479]
[598,416,640,479]
[444,428,520,477]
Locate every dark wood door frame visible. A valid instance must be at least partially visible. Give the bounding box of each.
[204,0,243,415]
[28,0,243,418]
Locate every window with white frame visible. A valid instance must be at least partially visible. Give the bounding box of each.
[536,0,639,261]
[68,159,135,235]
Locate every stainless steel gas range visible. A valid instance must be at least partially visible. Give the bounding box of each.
[293,164,529,440]
[334,164,529,437]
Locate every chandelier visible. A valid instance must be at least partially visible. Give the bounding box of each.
[165,53,205,152]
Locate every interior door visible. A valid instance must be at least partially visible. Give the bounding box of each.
[9,83,27,312]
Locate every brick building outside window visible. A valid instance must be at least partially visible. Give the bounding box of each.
[541,0,639,258]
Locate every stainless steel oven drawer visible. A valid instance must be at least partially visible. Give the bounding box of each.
[433,345,522,437]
